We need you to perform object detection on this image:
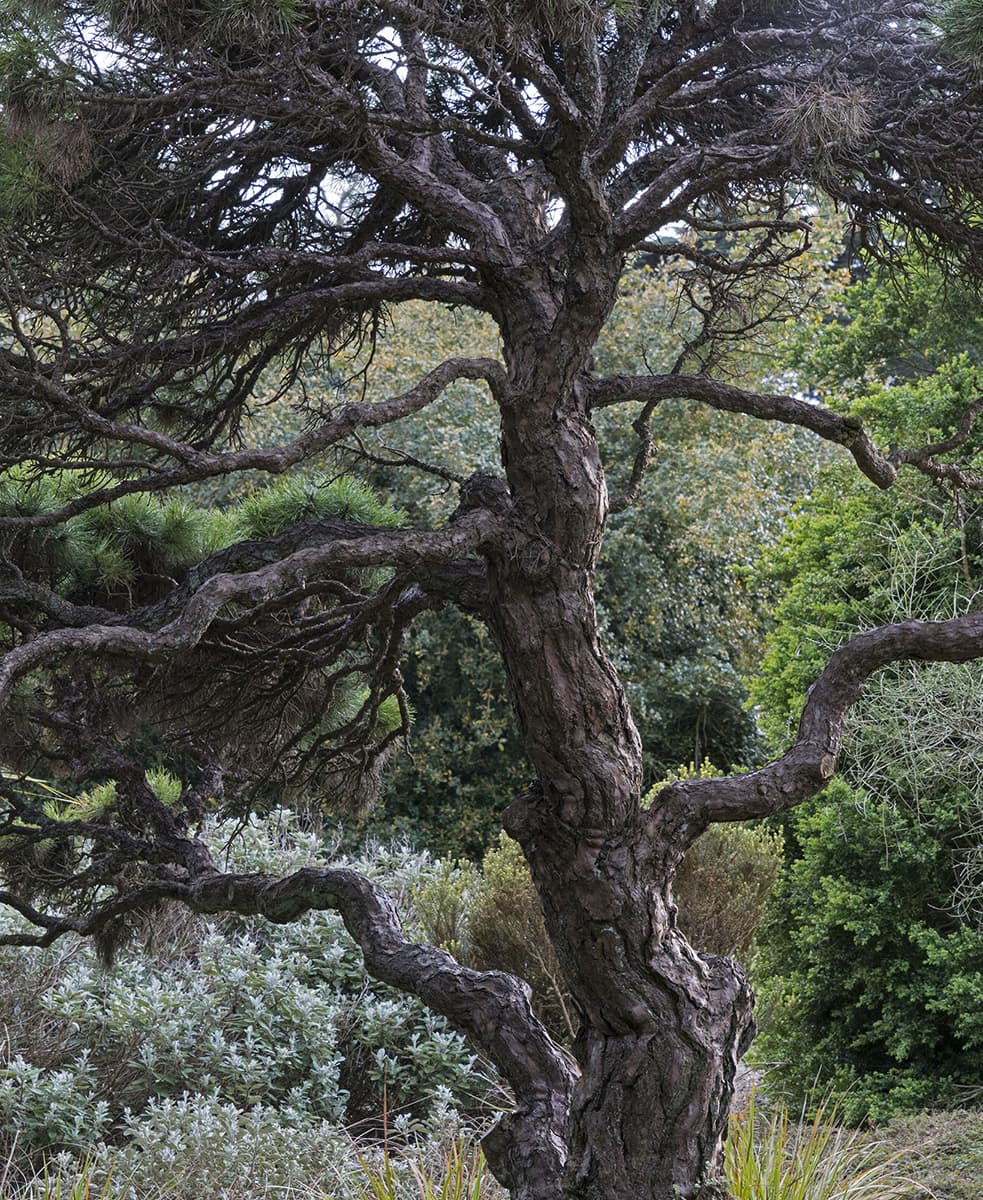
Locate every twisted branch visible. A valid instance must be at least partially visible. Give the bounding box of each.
[0,856,575,1200]
[653,613,983,839]
[589,372,896,488]
[0,509,500,710]
[0,357,507,529]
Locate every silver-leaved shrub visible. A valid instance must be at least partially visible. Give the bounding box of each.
[0,816,490,1196]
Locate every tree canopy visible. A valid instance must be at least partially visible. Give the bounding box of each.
[2,4,983,1199]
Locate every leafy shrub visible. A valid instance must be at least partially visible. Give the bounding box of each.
[674,823,784,958]
[369,609,530,861]
[752,483,983,1119]
[0,1054,110,1157]
[754,778,983,1121]
[90,1096,354,1200]
[465,834,576,1042]
[1,1124,505,1200]
[0,818,489,1179]
[407,857,478,962]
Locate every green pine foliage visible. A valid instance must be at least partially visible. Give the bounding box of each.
[0,17,93,215]
[939,0,983,64]
[237,474,403,540]
[0,129,42,215]
[0,469,399,603]
[144,767,182,807]
[103,0,305,46]
[0,470,407,810]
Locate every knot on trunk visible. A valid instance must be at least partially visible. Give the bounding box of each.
[502,780,546,843]
[455,471,512,515]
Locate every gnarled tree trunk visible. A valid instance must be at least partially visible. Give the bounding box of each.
[478,292,755,1197]
[1,6,982,1200]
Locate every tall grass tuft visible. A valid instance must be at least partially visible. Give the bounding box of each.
[726,1093,910,1200]
[0,1157,115,1200]
[351,1136,500,1200]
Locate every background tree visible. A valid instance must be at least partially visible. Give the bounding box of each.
[1,4,983,1200]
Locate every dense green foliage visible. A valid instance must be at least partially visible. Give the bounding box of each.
[366,610,531,859]
[756,776,983,1120]
[751,253,983,1120]
[754,559,983,1112]
[0,469,400,607]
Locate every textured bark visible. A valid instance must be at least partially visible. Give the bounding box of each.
[568,950,753,1200]
[478,264,758,1193]
[505,779,754,1200]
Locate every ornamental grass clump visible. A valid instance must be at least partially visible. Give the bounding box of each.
[725,1093,910,1200]
[352,1135,503,1200]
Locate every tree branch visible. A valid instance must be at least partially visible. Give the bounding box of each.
[887,396,983,491]
[0,358,507,529]
[189,867,576,1198]
[0,510,501,709]
[0,885,177,948]
[895,397,983,463]
[588,372,897,488]
[0,561,116,627]
[653,613,983,835]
